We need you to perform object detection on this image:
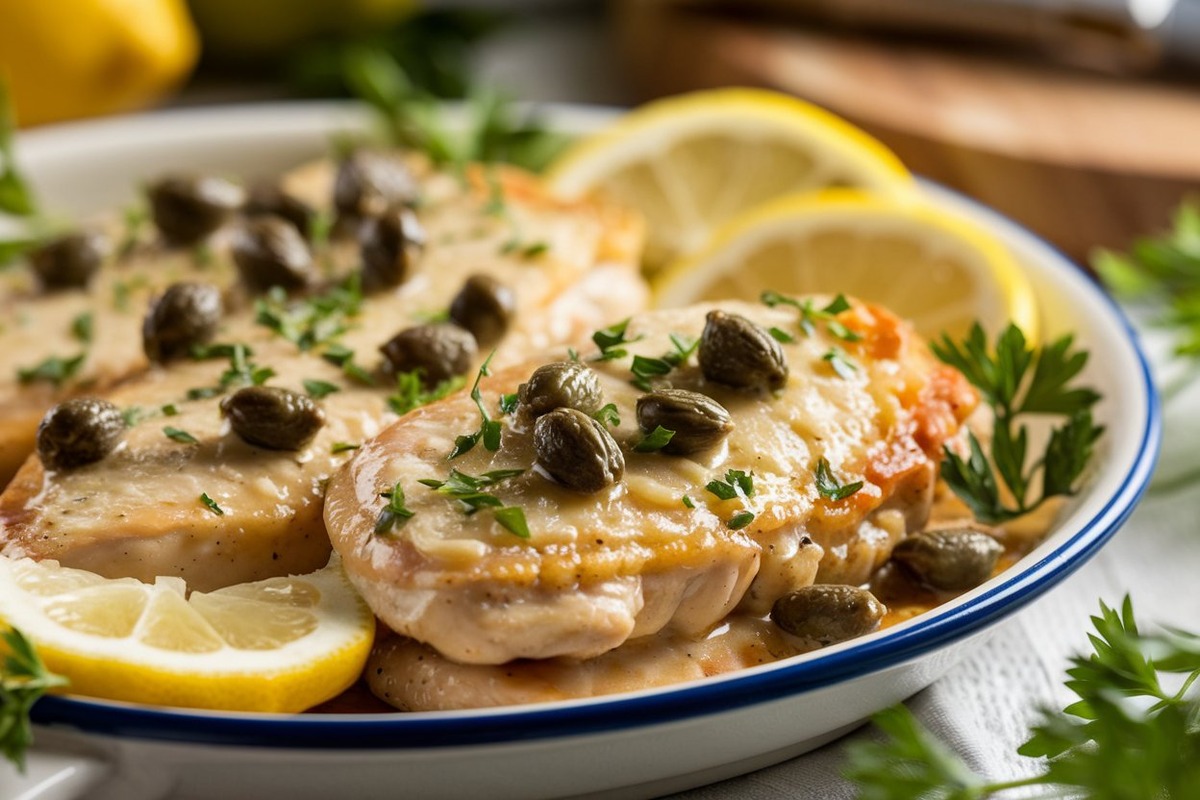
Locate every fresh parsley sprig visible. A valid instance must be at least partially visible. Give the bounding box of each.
[1,628,68,771]
[932,323,1104,524]
[1093,200,1200,356]
[419,468,529,538]
[449,352,501,458]
[815,457,864,501]
[705,469,757,528]
[388,370,464,416]
[762,290,860,341]
[375,481,416,535]
[844,596,1200,799]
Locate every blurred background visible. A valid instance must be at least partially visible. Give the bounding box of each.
[1,0,1198,261]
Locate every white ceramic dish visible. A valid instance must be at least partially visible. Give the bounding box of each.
[4,103,1159,800]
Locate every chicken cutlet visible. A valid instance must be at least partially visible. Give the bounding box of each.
[324,299,976,668]
[0,156,646,592]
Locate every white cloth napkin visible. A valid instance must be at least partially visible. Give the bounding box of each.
[674,323,1200,799]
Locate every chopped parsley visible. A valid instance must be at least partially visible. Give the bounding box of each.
[16,353,86,387]
[591,318,638,361]
[499,392,520,415]
[593,403,620,428]
[199,493,224,516]
[815,457,864,501]
[706,469,755,501]
[255,276,363,352]
[762,290,861,341]
[70,312,93,344]
[419,468,529,538]
[768,326,796,344]
[375,481,416,535]
[726,510,755,530]
[823,347,858,379]
[331,441,360,454]
[0,627,68,770]
[634,425,675,453]
[682,494,696,509]
[628,333,699,391]
[163,426,199,445]
[161,404,178,417]
[500,238,549,259]
[303,379,341,400]
[448,352,501,458]
[388,370,463,416]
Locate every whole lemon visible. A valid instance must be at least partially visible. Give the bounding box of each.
[0,0,200,126]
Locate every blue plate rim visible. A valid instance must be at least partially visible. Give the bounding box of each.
[28,120,1163,752]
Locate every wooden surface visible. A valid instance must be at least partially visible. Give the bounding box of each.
[615,2,1200,262]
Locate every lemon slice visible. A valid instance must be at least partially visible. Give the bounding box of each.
[546,88,914,272]
[0,554,373,713]
[653,189,1038,341]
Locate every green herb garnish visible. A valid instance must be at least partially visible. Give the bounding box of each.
[199,493,224,516]
[726,510,755,530]
[331,441,361,454]
[388,371,464,416]
[418,468,528,538]
[768,326,796,344]
[814,457,863,501]
[706,469,754,501]
[16,353,85,387]
[499,392,520,415]
[682,494,696,509]
[449,352,501,458]
[593,403,620,428]
[1,627,68,771]
[932,323,1103,524]
[161,404,178,417]
[844,596,1200,798]
[822,347,858,380]
[70,312,93,345]
[634,425,676,453]
[762,290,860,341]
[255,277,363,352]
[163,426,199,445]
[303,379,341,400]
[591,318,638,361]
[375,481,416,534]
[629,333,699,390]
[1094,200,1200,355]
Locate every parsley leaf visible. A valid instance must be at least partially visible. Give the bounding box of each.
[727,510,755,530]
[591,318,637,361]
[163,426,199,445]
[499,392,520,415]
[70,312,93,345]
[331,441,360,454]
[706,469,754,501]
[1093,200,1200,356]
[634,425,675,453]
[199,493,224,516]
[822,347,858,379]
[845,596,1200,799]
[387,370,464,416]
[255,277,362,352]
[815,457,864,501]
[418,468,528,538]
[932,322,1104,523]
[16,353,86,387]
[375,481,416,535]
[303,379,340,400]
[449,352,501,458]
[0,627,68,771]
[593,403,620,428]
[762,290,859,340]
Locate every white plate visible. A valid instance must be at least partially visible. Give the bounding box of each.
[7,103,1160,800]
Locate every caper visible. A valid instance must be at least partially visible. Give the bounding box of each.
[534,408,625,493]
[231,216,316,293]
[147,175,244,246]
[449,275,515,347]
[142,282,223,363]
[635,389,733,455]
[890,528,1004,591]
[518,362,603,419]
[334,152,419,218]
[36,397,126,471]
[770,585,885,646]
[358,206,425,292]
[698,310,789,392]
[220,386,326,451]
[379,324,477,385]
[28,231,110,290]
[244,183,315,239]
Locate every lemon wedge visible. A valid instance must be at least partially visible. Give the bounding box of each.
[0,554,373,713]
[546,88,914,272]
[653,189,1038,341]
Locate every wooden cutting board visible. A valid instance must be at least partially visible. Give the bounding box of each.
[614,2,1200,263]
